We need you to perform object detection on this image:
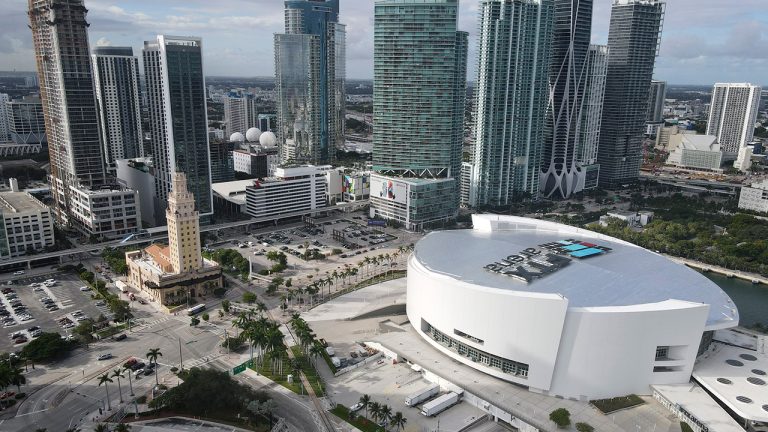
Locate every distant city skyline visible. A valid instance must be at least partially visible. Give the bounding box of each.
[2,0,768,84]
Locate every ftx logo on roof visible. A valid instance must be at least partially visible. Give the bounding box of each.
[483,239,612,283]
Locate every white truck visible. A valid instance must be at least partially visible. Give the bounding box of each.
[420,392,461,417]
[405,383,440,406]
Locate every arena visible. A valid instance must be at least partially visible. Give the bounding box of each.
[406,214,739,400]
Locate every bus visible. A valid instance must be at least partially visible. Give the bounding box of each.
[187,304,206,316]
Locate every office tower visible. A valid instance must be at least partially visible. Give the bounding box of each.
[597,0,664,188]
[647,80,667,123]
[706,83,761,153]
[209,140,235,183]
[0,94,9,142]
[645,79,666,137]
[577,45,608,190]
[371,0,467,230]
[28,0,107,224]
[258,114,277,132]
[274,0,345,165]
[92,46,144,168]
[540,0,592,199]
[143,35,213,225]
[223,92,260,136]
[7,96,46,145]
[472,0,553,206]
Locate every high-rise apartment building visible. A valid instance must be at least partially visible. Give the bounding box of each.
[274,0,345,165]
[28,0,107,225]
[647,80,667,123]
[0,94,10,142]
[7,96,46,145]
[143,35,213,225]
[706,83,761,154]
[223,92,259,136]
[371,0,467,229]
[540,0,591,199]
[577,44,608,190]
[597,0,664,188]
[92,46,144,168]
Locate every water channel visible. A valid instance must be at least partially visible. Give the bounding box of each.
[702,271,767,327]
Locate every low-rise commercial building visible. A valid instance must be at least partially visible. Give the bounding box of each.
[738,179,768,213]
[232,146,279,178]
[370,174,456,231]
[599,210,654,227]
[0,190,54,260]
[326,169,370,204]
[245,165,329,220]
[666,135,725,172]
[69,184,141,240]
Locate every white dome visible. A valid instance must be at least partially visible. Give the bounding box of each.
[245,127,262,142]
[229,132,245,143]
[259,131,277,147]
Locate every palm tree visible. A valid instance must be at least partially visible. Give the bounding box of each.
[110,369,124,403]
[8,366,25,392]
[94,425,109,432]
[369,401,381,424]
[113,424,132,432]
[146,348,163,385]
[123,367,134,396]
[97,373,113,410]
[358,394,371,420]
[309,343,325,368]
[379,404,392,428]
[391,411,407,432]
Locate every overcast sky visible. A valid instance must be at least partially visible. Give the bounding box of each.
[1,0,767,85]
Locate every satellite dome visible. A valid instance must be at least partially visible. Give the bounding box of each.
[245,127,262,142]
[229,132,245,143]
[260,131,277,147]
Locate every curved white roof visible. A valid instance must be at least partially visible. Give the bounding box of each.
[413,215,738,329]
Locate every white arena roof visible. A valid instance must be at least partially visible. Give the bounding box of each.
[414,215,737,328]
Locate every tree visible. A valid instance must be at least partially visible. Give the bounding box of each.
[391,411,407,432]
[549,408,571,429]
[243,291,257,304]
[94,425,109,432]
[110,369,124,403]
[113,424,132,432]
[379,404,392,427]
[222,299,231,313]
[576,422,594,432]
[21,332,73,362]
[190,317,200,326]
[202,313,209,322]
[369,401,381,423]
[146,348,163,385]
[97,373,113,411]
[358,394,371,420]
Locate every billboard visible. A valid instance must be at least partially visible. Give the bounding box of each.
[370,175,408,204]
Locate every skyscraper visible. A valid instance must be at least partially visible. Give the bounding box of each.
[7,96,46,145]
[597,0,664,188]
[143,35,213,225]
[472,0,553,206]
[540,0,592,199]
[274,0,345,165]
[92,46,144,168]
[371,0,467,229]
[577,44,608,190]
[0,93,10,142]
[28,0,107,224]
[646,80,667,124]
[223,92,259,136]
[706,83,761,153]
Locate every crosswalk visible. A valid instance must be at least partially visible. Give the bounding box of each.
[132,315,174,331]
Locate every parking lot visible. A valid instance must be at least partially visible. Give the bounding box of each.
[329,357,486,432]
[1,271,116,352]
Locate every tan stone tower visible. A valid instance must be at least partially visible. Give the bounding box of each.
[166,172,203,273]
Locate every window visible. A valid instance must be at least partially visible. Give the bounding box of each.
[655,346,669,361]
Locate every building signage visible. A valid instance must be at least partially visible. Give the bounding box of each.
[484,239,612,283]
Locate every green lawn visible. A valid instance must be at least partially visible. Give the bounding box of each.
[330,405,381,432]
[248,346,325,396]
[590,394,645,414]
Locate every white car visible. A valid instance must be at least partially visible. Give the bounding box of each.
[12,271,24,276]
[79,286,91,292]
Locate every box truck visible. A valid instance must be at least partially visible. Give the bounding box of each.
[405,384,440,406]
[420,392,460,417]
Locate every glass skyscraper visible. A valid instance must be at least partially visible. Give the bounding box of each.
[597,0,664,189]
[577,44,608,190]
[540,0,593,199]
[275,0,345,165]
[371,0,467,229]
[143,36,213,225]
[471,0,553,207]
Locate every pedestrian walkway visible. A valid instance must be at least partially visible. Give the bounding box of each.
[132,316,173,332]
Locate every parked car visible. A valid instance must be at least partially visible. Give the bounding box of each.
[12,271,24,276]
[14,336,27,344]
[98,353,113,361]
[113,333,127,341]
